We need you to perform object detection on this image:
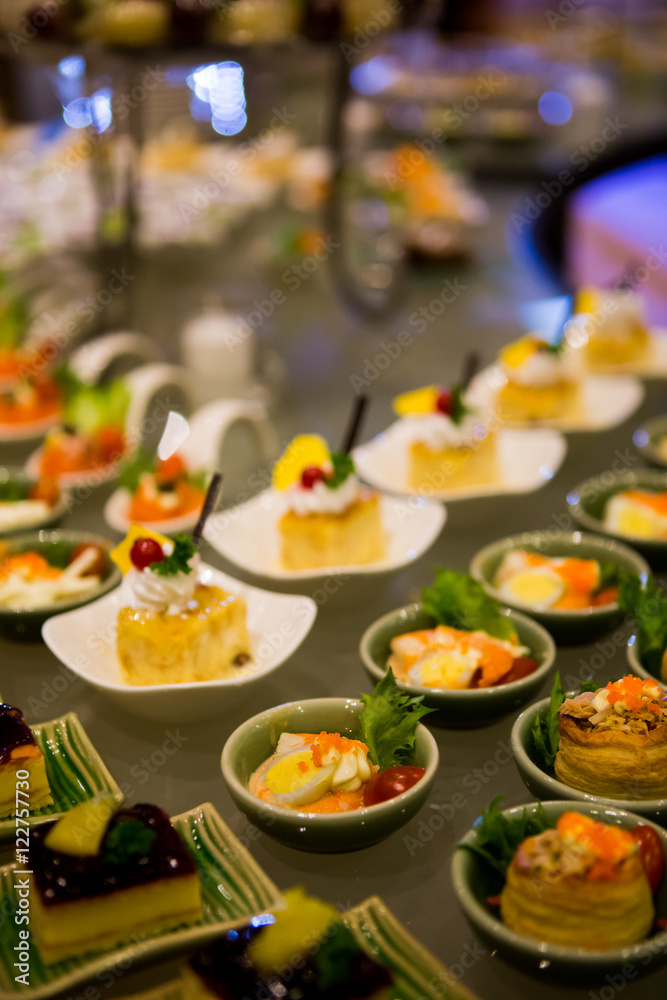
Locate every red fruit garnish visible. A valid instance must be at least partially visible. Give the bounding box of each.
[95,426,125,465]
[363,766,425,806]
[301,466,326,489]
[630,825,665,893]
[436,389,453,415]
[157,454,186,484]
[130,538,165,571]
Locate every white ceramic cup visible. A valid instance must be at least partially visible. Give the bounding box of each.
[181,309,255,404]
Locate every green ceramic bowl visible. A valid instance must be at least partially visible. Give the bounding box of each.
[470,530,650,642]
[567,469,667,565]
[0,467,69,537]
[452,799,667,980]
[626,633,667,689]
[0,530,121,641]
[633,416,667,468]
[359,603,555,724]
[511,697,667,822]
[220,697,439,853]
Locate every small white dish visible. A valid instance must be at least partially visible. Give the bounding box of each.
[203,490,446,581]
[42,563,317,723]
[353,426,566,501]
[480,365,644,432]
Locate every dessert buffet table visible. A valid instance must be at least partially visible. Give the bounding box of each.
[1,183,666,1000]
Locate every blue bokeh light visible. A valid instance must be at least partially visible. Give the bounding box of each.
[63,97,92,129]
[350,55,400,96]
[187,61,247,136]
[58,55,85,80]
[538,90,573,126]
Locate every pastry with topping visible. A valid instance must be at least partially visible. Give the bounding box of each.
[112,526,251,686]
[29,796,202,963]
[119,450,208,526]
[555,676,667,800]
[389,569,538,690]
[0,704,52,818]
[390,381,496,491]
[495,334,578,422]
[182,887,394,1000]
[273,434,385,570]
[567,286,649,368]
[247,671,430,814]
[493,549,620,611]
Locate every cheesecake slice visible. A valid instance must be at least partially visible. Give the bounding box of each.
[279,490,385,570]
[182,887,393,1000]
[30,801,202,963]
[0,704,52,818]
[117,584,251,685]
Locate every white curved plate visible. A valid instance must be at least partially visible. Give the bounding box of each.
[204,490,446,581]
[481,366,644,432]
[42,562,317,723]
[353,427,566,501]
[104,487,202,535]
[25,447,120,488]
[0,411,60,443]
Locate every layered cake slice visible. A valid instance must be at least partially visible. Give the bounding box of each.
[0,704,52,818]
[182,887,394,1000]
[30,798,202,963]
[273,435,385,570]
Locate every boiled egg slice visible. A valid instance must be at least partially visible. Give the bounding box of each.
[499,566,564,610]
[604,493,665,540]
[262,748,337,807]
[408,646,482,689]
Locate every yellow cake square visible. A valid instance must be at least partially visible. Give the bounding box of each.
[279,491,385,570]
[409,430,497,492]
[496,379,577,422]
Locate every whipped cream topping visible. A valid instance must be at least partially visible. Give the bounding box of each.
[282,473,360,516]
[390,378,494,450]
[125,551,200,614]
[501,345,573,386]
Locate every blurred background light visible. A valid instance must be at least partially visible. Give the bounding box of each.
[538,90,573,125]
[350,56,400,96]
[187,61,246,136]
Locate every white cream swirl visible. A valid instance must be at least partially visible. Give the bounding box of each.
[283,474,360,516]
[125,553,200,614]
[501,346,574,386]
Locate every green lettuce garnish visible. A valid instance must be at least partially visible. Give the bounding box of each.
[618,573,667,680]
[358,669,434,771]
[0,294,29,351]
[150,533,197,577]
[531,672,600,770]
[118,450,154,492]
[458,796,551,880]
[421,569,515,641]
[55,367,130,435]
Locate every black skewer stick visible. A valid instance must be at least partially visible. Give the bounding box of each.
[192,472,223,546]
[340,394,369,454]
[460,351,480,389]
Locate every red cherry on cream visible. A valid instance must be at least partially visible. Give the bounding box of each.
[130,538,165,571]
[436,390,453,415]
[301,466,326,489]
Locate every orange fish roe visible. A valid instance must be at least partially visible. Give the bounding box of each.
[557,812,635,881]
[553,557,600,595]
[605,675,663,713]
[309,732,369,768]
[623,489,667,516]
[0,552,61,581]
[297,761,309,774]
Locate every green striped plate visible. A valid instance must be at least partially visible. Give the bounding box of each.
[0,802,282,1000]
[115,896,480,1000]
[0,712,123,843]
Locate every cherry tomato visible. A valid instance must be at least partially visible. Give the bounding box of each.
[300,466,326,489]
[631,825,665,893]
[436,390,452,415]
[363,766,425,807]
[130,538,165,571]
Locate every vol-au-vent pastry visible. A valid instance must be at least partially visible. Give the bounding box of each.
[496,334,578,421]
[555,676,667,800]
[501,811,655,950]
[567,286,649,367]
[182,887,394,1000]
[273,435,385,570]
[111,526,251,686]
[391,381,496,491]
[29,795,202,963]
[0,703,52,818]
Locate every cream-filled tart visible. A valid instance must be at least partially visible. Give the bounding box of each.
[566,287,649,368]
[182,887,394,1000]
[555,676,667,800]
[501,811,654,950]
[496,334,578,422]
[29,796,201,963]
[272,435,385,570]
[0,704,52,818]
[111,526,250,686]
[390,382,496,492]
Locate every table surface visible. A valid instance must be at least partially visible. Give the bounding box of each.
[2,180,667,1000]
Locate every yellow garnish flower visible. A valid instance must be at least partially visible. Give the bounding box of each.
[499,336,542,369]
[110,523,170,574]
[248,886,340,973]
[272,435,331,491]
[575,286,602,315]
[393,386,439,416]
